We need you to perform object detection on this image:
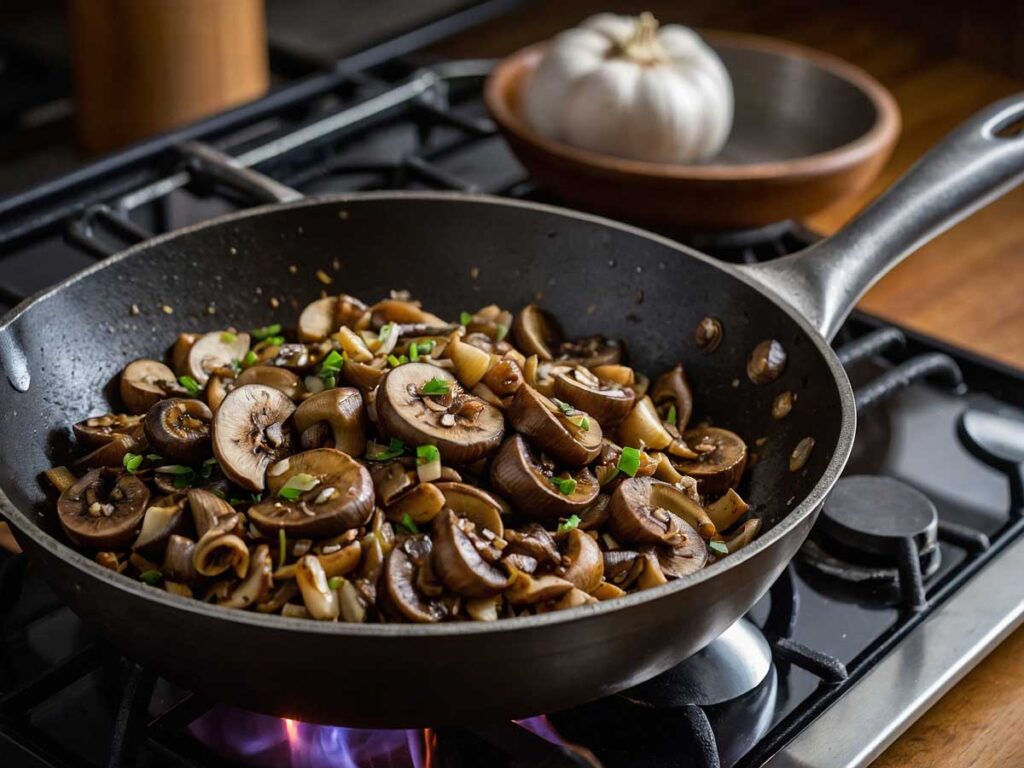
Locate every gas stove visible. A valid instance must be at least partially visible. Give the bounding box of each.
[2,27,1024,768]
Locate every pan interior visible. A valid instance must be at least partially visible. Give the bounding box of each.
[0,196,843,549]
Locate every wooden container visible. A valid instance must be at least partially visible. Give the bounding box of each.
[70,0,269,153]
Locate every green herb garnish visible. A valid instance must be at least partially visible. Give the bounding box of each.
[278,472,319,501]
[459,311,473,326]
[327,576,343,591]
[278,529,287,568]
[145,453,163,461]
[553,398,573,415]
[139,570,162,585]
[557,514,582,535]
[242,350,259,367]
[420,377,450,396]
[178,375,200,395]
[416,444,440,465]
[709,540,729,555]
[571,416,590,432]
[156,464,196,488]
[122,452,143,473]
[549,476,578,496]
[378,323,395,341]
[617,446,641,477]
[266,335,286,347]
[371,437,405,461]
[200,457,218,479]
[409,342,420,362]
[251,492,262,503]
[397,513,419,534]
[251,323,282,341]
[496,323,508,342]
[417,340,435,354]
[220,331,237,343]
[319,349,344,388]
[387,354,409,368]
[667,405,677,426]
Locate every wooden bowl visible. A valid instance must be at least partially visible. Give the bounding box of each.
[485,33,901,232]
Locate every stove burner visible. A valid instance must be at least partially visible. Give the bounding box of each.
[620,619,772,708]
[958,407,1024,512]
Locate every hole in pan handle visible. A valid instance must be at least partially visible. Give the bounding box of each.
[737,92,1024,342]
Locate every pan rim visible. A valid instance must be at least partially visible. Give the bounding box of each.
[0,190,855,638]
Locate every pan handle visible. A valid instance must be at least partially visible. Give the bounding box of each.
[181,141,305,203]
[737,93,1024,341]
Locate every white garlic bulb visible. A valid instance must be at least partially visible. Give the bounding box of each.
[523,13,733,164]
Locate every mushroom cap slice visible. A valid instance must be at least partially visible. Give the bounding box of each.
[553,369,635,427]
[489,435,599,522]
[559,528,604,594]
[298,296,338,342]
[144,398,213,464]
[384,536,449,623]
[250,448,374,537]
[376,362,504,465]
[431,509,508,598]
[671,427,748,495]
[120,359,181,414]
[235,365,305,400]
[649,532,709,578]
[131,494,187,559]
[651,363,693,433]
[511,304,562,361]
[507,385,602,466]
[57,468,150,550]
[73,413,144,446]
[609,477,706,546]
[293,388,367,457]
[504,566,574,605]
[72,428,146,471]
[212,384,296,491]
[434,481,505,538]
[186,331,251,385]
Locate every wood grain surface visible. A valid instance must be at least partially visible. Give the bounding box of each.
[431,2,1024,765]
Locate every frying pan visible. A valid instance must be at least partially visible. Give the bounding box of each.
[1,95,1023,727]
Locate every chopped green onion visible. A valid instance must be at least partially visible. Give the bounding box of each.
[417,340,436,354]
[378,323,395,341]
[200,457,218,479]
[370,437,405,461]
[139,570,162,585]
[278,529,287,568]
[409,343,419,362]
[557,514,581,535]
[549,476,578,496]
[319,349,344,387]
[266,335,286,347]
[416,444,440,465]
[321,374,337,388]
[251,492,262,503]
[327,576,343,591]
[251,323,282,341]
[420,377,450,396]
[617,446,641,477]
[459,311,473,326]
[571,416,590,432]
[145,453,163,461]
[178,375,200,395]
[278,472,320,500]
[553,398,573,415]
[220,331,237,343]
[387,354,408,368]
[667,405,678,425]
[122,452,143,473]
[709,540,729,555]
[242,350,259,367]
[496,323,509,342]
[397,513,419,534]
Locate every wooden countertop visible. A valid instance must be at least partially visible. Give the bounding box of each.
[431,2,1024,765]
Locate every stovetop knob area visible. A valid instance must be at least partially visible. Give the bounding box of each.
[957,407,1024,514]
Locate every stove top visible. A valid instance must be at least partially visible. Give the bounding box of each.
[2,32,1024,768]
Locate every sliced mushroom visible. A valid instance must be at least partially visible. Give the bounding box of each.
[57,468,149,550]
[434,482,505,537]
[504,523,561,568]
[144,398,212,464]
[162,534,199,584]
[370,461,416,506]
[376,362,504,465]
[187,487,237,537]
[293,388,366,457]
[618,396,672,451]
[193,514,249,578]
[481,358,524,398]
[553,369,635,427]
[636,551,668,590]
[337,578,368,623]
[706,489,751,532]
[341,357,386,391]
[387,482,446,525]
[73,413,144,446]
[724,518,762,554]
[72,428,146,471]
[219,544,274,610]
[511,304,562,361]
[558,335,624,367]
[466,595,501,622]
[316,538,363,578]
[609,477,704,546]
[298,297,339,341]
[212,384,296,491]
[120,359,181,414]
[578,494,611,530]
[251,448,374,537]
[445,331,492,388]
[543,587,598,612]
[650,531,709,578]
[747,340,787,385]
[131,495,187,559]
[370,298,446,328]
[671,427,748,495]
[507,385,602,466]
[432,509,508,597]
[295,554,339,620]
[651,364,693,433]
[603,549,644,588]
[235,365,304,400]
[504,565,574,605]
[384,536,449,622]
[490,435,599,521]
[185,331,250,386]
[560,528,604,593]
[255,580,300,613]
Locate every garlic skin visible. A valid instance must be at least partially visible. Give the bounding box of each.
[523,13,733,164]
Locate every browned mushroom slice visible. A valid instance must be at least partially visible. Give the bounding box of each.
[386,482,446,526]
[251,448,374,537]
[603,549,644,588]
[120,359,181,414]
[618,396,673,452]
[384,535,449,623]
[219,544,274,610]
[481,358,524,398]
[131,494,187,559]
[376,362,504,465]
[649,530,709,578]
[72,428,146,471]
[187,487,237,536]
[57,468,149,550]
[295,554,339,620]
[186,331,251,386]
[559,528,604,593]
[557,335,624,368]
[370,461,416,506]
[370,298,446,328]
[578,494,611,530]
[651,363,693,433]
[553,368,635,427]
[163,534,199,584]
[193,514,249,578]
[609,477,705,546]
[489,435,599,522]
[434,482,505,537]
[511,304,562,361]
[431,509,508,597]
[144,398,212,464]
[341,358,386,391]
[507,385,602,466]
[212,384,296,491]
[73,413,144,446]
[671,427,748,495]
[747,340,787,385]
[298,296,339,341]
[293,388,366,457]
[504,523,561,568]
[235,365,305,400]
[504,565,574,605]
